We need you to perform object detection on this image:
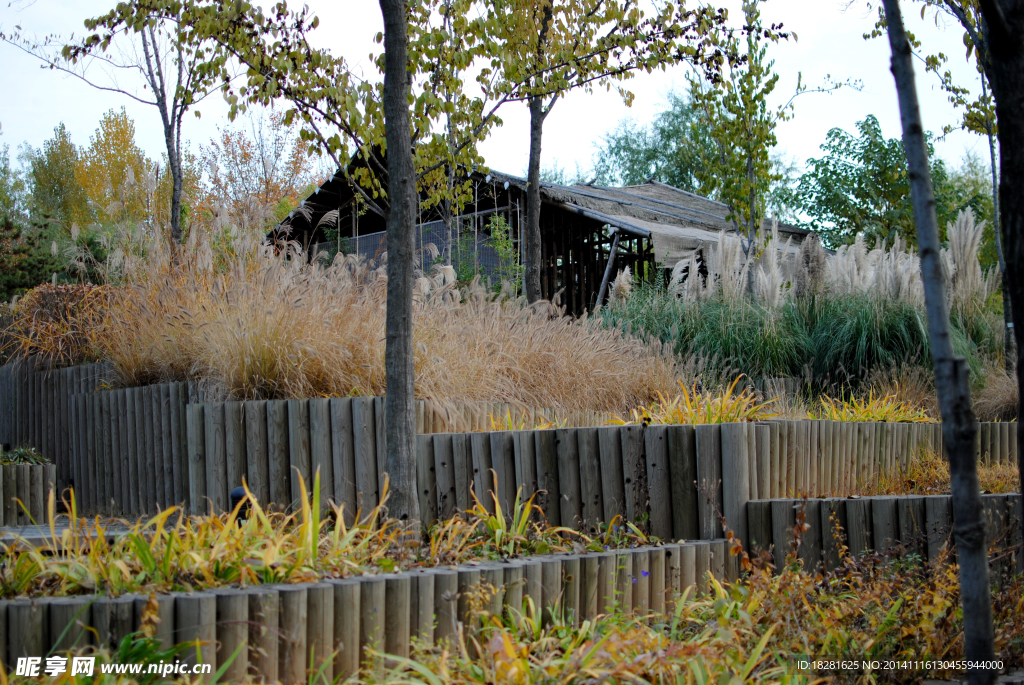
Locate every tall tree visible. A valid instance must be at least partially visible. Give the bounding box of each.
[881,4,995,685]
[2,2,227,249]
[480,0,728,302]
[202,111,321,232]
[21,124,88,231]
[378,0,421,528]
[972,0,1024,505]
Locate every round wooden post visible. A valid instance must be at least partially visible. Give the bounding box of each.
[329,579,359,681]
[410,570,436,645]
[277,584,308,685]
[649,547,666,616]
[359,576,386,670]
[133,594,174,652]
[245,586,278,684]
[307,582,334,682]
[9,598,48,660]
[432,569,459,645]
[614,551,633,613]
[50,596,93,653]
[215,588,249,683]
[175,592,217,676]
[561,557,580,627]
[580,555,599,622]
[92,595,135,651]
[384,574,411,659]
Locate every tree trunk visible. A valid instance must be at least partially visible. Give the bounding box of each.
[170,155,183,247]
[882,4,995,684]
[982,81,1014,373]
[379,0,420,529]
[524,95,545,303]
[978,0,1024,508]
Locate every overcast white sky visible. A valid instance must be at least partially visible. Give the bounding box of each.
[0,0,988,181]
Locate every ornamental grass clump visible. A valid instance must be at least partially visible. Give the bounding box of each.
[613,376,775,425]
[60,233,679,414]
[811,389,934,423]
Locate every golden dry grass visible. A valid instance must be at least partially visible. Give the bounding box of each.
[858,449,1019,496]
[87,241,679,412]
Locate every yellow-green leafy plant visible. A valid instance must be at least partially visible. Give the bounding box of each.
[811,389,935,423]
[612,376,775,425]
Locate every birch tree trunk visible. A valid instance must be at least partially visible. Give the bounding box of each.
[881,3,995,684]
[379,0,420,529]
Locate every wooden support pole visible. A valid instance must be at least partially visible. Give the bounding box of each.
[644,425,673,540]
[277,585,308,685]
[597,426,626,524]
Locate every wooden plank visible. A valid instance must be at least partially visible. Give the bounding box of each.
[352,397,378,511]
[205,402,228,513]
[555,428,583,528]
[451,433,472,514]
[100,390,113,513]
[845,497,873,557]
[2,464,16,524]
[503,563,524,623]
[540,558,563,624]
[329,398,357,523]
[898,495,926,557]
[224,400,248,494]
[872,496,898,553]
[620,425,647,527]
[597,426,626,524]
[416,434,438,526]
[267,400,291,511]
[490,430,517,517]
[576,427,604,533]
[922,495,952,562]
[667,425,698,541]
[534,430,561,526]
[649,547,666,616]
[309,398,334,513]
[820,497,848,572]
[374,396,387,488]
[49,596,92,653]
[470,432,495,513]
[186,403,207,516]
[124,387,138,514]
[644,425,673,541]
[169,383,184,507]
[513,429,538,503]
[142,385,157,511]
[562,557,581,626]
[695,424,722,539]
[9,598,48,661]
[785,421,797,496]
[770,499,796,571]
[433,434,457,521]
[159,384,175,509]
[720,422,749,545]
[28,464,43,522]
[133,386,148,515]
[756,424,770,502]
[809,421,819,496]
[244,401,270,507]
[109,390,124,514]
[746,500,773,558]
[768,421,781,498]
[382,575,411,659]
[799,499,822,572]
[287,399,312,507]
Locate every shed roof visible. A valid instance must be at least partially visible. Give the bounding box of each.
[482,170,811,265]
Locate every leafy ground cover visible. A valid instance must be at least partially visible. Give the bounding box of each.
[0,476,646,599]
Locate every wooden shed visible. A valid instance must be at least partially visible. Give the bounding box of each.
[278,168,812,316]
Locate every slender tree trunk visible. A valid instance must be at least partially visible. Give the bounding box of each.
[524,95,545,303]
[977,0,1024,510]
[379,0,420,528]
[982,79,1015,373]
[170,155,183,247]
[882,4,995,684]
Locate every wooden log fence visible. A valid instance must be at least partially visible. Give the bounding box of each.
[747,493,1023,575]
[0,540,731,681]
[2,361,1019,533]
[0,464,56,526]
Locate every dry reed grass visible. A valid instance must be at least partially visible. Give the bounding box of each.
[857,448,1019,496]
[85,235,679,412]
[975,365,1019,422]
